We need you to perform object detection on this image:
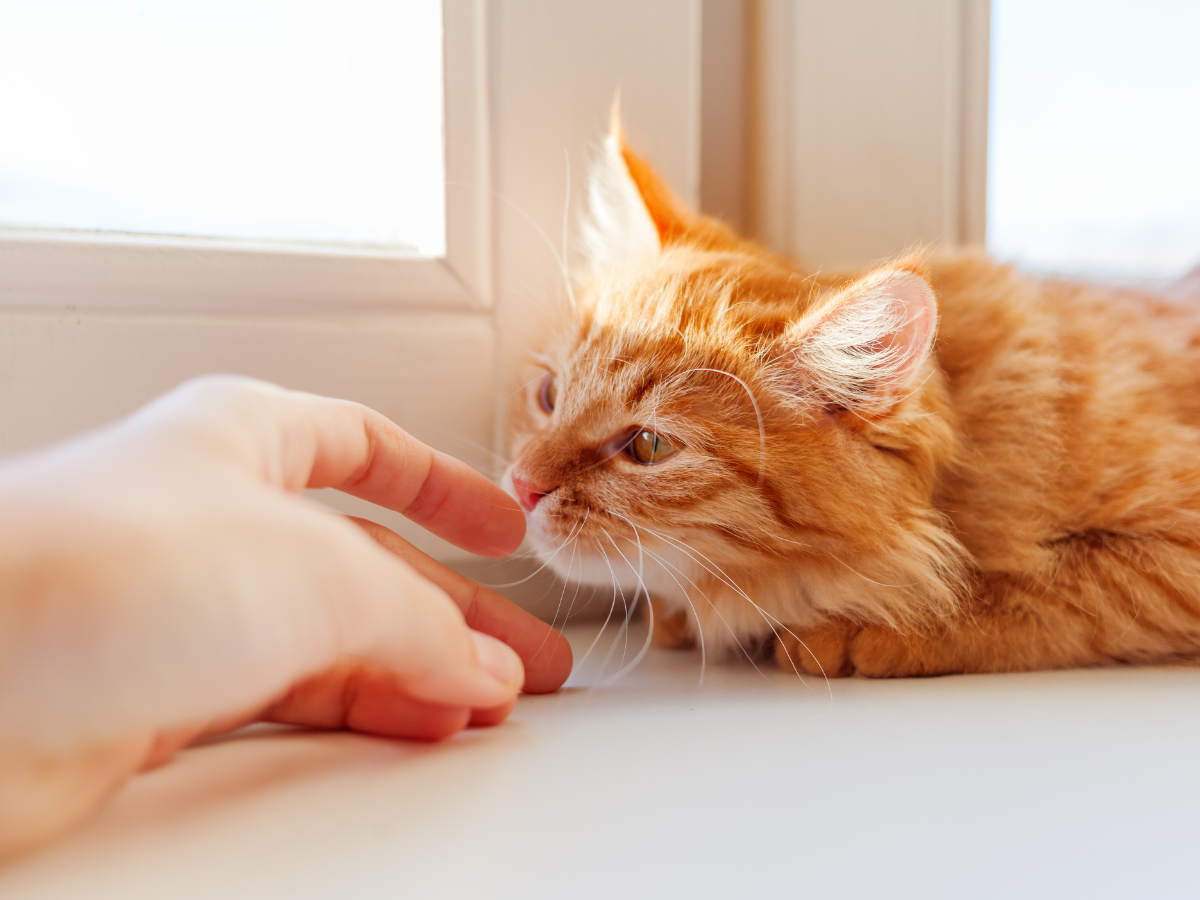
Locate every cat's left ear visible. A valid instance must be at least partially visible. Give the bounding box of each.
[581,103,694,271]
[770,267,938,416]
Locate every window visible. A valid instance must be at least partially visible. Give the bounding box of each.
[0,0,444,254]
[0,0,489,313]
[988,0,1200,282]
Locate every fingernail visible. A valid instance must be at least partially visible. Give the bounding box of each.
[471,632,525,691]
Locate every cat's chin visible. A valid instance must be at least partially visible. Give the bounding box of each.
[535,536,645,591]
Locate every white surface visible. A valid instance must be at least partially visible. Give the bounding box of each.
[2,622,1198,899]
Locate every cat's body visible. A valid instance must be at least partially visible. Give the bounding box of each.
[505,115,1200,677]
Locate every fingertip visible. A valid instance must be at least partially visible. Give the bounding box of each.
[521,628,574,694]
[471,631,525,694]
[477,495,527,558]
[469,699,517,728]
[396,707,473,742]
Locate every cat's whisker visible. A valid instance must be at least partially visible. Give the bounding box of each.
[610,513,704,682]
[403,421,513,474]
[597,523,655,686]
[634,524,833,695]
[672,366,767,485]
[625,538,708,683]
[574,542,623,675]
[618,519,766,671]
[446,179,576,308]
[530,517,581,661]
[558,507,592,625]
[503,373,550,407]
[481,514,589,588]
[636,541,770,682]
[594,527,638,681]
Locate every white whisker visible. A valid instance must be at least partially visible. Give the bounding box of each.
[598,524,654,686]
[673,366,767,485]
[575,541,622,674]
[483,514,588,588]
[637,524,833,697]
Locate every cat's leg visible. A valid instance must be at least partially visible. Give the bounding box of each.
[774,608,1083,678]
[650,595,696,650]
[777,537,1200,677]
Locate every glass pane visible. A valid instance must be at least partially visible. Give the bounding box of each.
[989,1,1200,281]
[0,0,444,255]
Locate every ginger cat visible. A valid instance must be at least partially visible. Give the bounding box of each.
[504,115,1200,677]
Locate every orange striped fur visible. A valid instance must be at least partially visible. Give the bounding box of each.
[504,118,1200,677]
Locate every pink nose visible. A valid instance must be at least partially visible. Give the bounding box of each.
[512,474,551,512]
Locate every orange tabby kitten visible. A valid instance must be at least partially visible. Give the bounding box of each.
[504,115,1200,677]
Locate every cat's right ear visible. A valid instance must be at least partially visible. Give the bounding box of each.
[581,110,662,271]
[581,102,698,271]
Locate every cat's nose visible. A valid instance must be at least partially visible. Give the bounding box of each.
[511,474,551,512]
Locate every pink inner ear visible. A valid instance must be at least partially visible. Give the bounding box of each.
[876,271,937,386]
[773,267,937,413]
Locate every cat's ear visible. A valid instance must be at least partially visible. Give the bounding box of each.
[770,267,937,416]
[581,102,693,270]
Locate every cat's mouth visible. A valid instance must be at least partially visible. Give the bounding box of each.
[502,466,707,598]
[501,465,645,588]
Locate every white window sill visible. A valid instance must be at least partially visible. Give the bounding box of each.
[1,621,1195,898]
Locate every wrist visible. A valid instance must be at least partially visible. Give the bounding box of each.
[0,734,151,858]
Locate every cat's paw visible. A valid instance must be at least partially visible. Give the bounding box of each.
[843,625,927,677]
[775,620,943,678]
[650,596,695,650]
[774,618,859,678]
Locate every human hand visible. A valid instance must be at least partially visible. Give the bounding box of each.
[0,376,571,856]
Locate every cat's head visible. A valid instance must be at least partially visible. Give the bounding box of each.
[504,115,962,646]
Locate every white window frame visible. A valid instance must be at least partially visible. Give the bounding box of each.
[0,0,490,315]
[747,0,990,271]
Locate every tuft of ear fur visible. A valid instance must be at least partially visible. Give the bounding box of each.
[581,106,662,271]
[771,267,938,415]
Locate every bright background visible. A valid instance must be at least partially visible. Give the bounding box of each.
[989,0,1200,281]
[0,0,444,254]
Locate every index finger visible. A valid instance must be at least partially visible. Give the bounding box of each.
[173,378,527,558]
[299,397,526,557]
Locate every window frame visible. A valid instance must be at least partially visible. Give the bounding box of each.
[747,0,990,270]
[0,0,490,315]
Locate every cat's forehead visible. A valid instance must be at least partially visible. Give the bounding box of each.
[556,316,676,384]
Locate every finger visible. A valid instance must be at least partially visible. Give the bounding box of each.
[151,377,525,558]
[469,700,517,728]
[277,384,526,557]
[350,517,573,693]
[317,517,527,710]
[262,659,474,742]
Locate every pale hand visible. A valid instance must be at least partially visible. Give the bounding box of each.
[0,377,571,856]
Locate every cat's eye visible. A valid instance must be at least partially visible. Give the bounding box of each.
[628,429,680,465]
[539,374,558,413]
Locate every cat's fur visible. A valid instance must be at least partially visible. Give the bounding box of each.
[504,115,1200,677]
